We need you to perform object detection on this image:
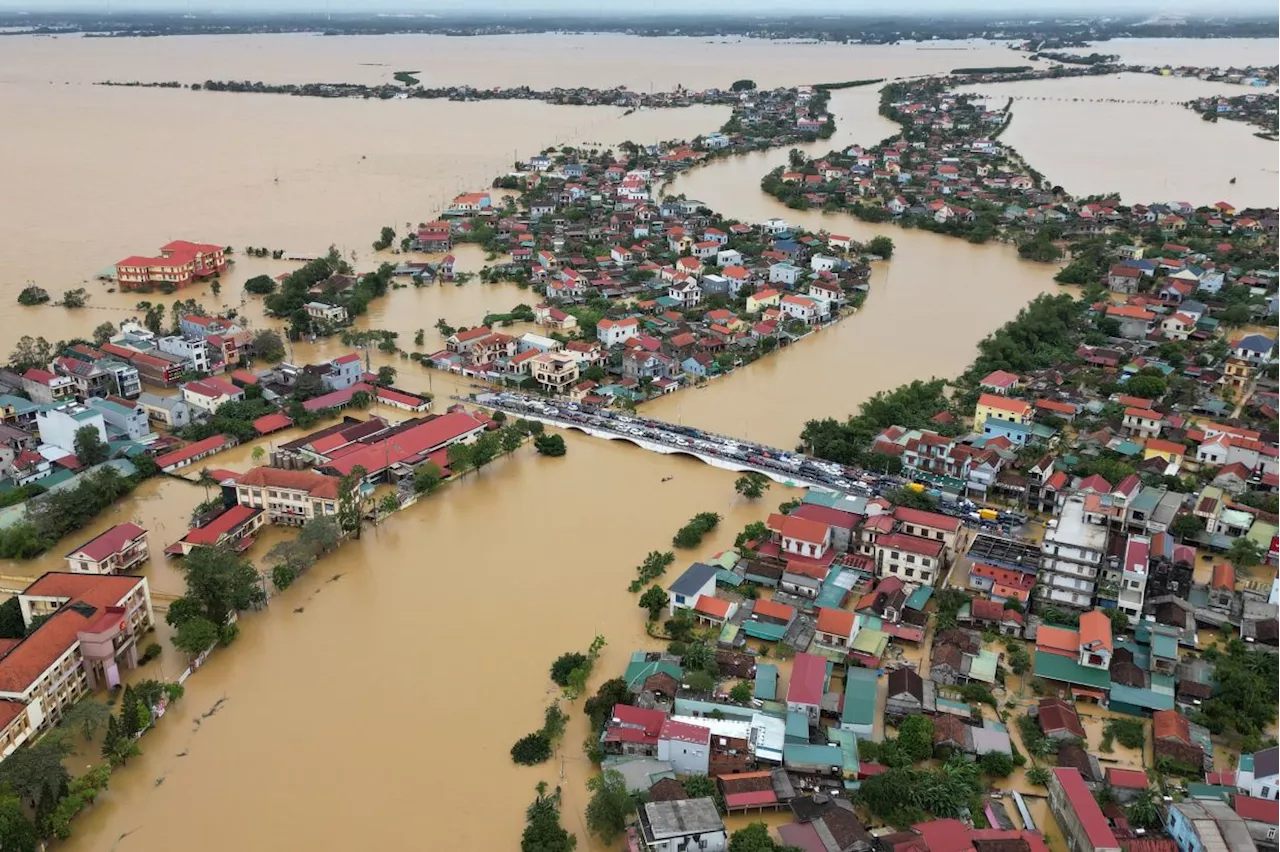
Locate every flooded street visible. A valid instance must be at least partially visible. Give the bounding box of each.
[0,32,1272,850]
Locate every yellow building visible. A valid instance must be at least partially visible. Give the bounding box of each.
[746,288,782,314]
[1143,439,1186,468]
[973,393,1033,431]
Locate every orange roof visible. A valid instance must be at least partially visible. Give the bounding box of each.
[1036,625,1080,658]
[1125,407,1159,420]
[1078,610,1113,652]
[693,595,732,620]
[1107,304,1155,321]
[1152,708,1190,744]
[752,599,795,623]
[236,466,341,500]
[816,607,854,637]
[0,573,146,694]
[977,393,1032,416]
[1144,438,1184,456]
[1211,563,1235,591]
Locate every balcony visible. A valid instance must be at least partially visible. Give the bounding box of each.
[1047,574,1094,594]
[1045,560,1097,581]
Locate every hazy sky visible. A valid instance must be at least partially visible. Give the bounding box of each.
[5,0,1278,13]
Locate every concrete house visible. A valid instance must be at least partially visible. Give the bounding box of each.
[657,718,711,776]
[786,652,828,724]
[667,563,718,616]
[637,798,726,852]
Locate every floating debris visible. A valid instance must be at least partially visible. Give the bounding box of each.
[201,696,229,719]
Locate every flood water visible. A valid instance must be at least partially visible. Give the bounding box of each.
[0,32,1271,851]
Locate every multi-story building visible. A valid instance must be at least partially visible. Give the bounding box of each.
[181,377,244,417]
[0,572,155,745]
[86,397,151,441]
[530,351,580,393]
[875,532,944,586]
[1048,767,1121,852]
[21,369,75,405]
[64,523,149,575]
[137,392,191,429]
[115,240,226,290]
[1166,800,1258,852]
[1107,534,1150,625]
[35,404,107,455]
[1039,497,1108,611]
[973,392,1032,432]
[234,467,344,526]
[966,533,1040,605]
[100,342,186,387]
[157,336,211,374]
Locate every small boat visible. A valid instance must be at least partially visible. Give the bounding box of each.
[1230,176,1237,184]
[661,476,673,483]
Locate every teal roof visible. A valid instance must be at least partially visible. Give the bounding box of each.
[1033,651,1111,689]
[785,710,810,744]
[1108,684,1175,712]
[743,621,787,641]
[968,650,999,685]
[784,743,843,770]
[841,667,878,727]
[0,395,39,414]
[1239,754,1255,773]
[826,727,861,776]
[904,586,933,611]
[715,569,743,587]
[1129,489,1162,514]
[754,664,778,701]
[623,657,683,690]
[673,697,756,722]
[719,622,740,645]
[1149,632,1178,662]
[1186,784,1233,802]
[936,698,973,718]
[1113,440,1143,456]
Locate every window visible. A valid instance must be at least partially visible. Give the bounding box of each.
[905,568,915,578]
[906,554,916,564]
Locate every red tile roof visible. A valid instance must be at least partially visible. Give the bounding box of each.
[1038,697,1086,738]
[1106,767,1150,789]
[791,503,860,531]
[1152,709,1190,744]
[238,466,341,499]
[1079,610,1113,652]
[184,505,261,546]
[1036,625,1081,658]
[0,573,146,694]
[1211,563,1235,591]
[154,435,228,468]
[892,505,960,533]
[875,532,944,559]
[318,411,485,476]
[693,595,732,620]
[252,412,292,435]
[66,522,146,563]
[1235,795,1279,824]
[776,514,829,545]
[752,599,795,623]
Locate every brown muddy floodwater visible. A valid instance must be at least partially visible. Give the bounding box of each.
[0,32,1269,851]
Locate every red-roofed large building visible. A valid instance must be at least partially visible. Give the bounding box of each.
[892,505,961,551]
[0,572,155,754]
[1049,767,1120,852]
[768,513,831,561]
[234,466,345,526]
[115,240,226,290]
[155,434,233,472]
[165,505,265,557]
[64,522,149,576]
[313,410,488,481]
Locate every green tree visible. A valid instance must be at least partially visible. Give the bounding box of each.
[378,494,399,516]
[728,822,792,852]
[91,321,117,346]
[413,462,444,494]
[0,740,69,811]
[470,432,501,469]
[734,472,770,500]
[17,285,50,306]
[685,671,716,692]
[73,426,108,466]
[1170,513,1204,542]
[1227,537,1262,569]
[734,521,769,549]
[271,564,297,591]
[534,434,567,457]
[0,598,26,640]
[447,442,475,472]
[0,790,37,852]
[1123,374,1167,399]
[350,390,373,409]
[979,750,1014,777]
[62,698,110,742]
[550,652,588,687]
[511,732,553,765]
[521,783,577,852]
[501,427,525,454]
[1026,766,1051,787]
[175,545,266,626]
[376,365,397,385]
[867,235,895,258]
[897,714,935,762]
[252,328,286,362]
[729,681,755,705]
[244,274,276,295]
[584,769,635,844]
[1126,789,1162,829]
[172,616,219,656]
[639,585,669,621]
[337,466,366,540]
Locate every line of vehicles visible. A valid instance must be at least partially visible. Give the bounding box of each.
[475,392,1030,536]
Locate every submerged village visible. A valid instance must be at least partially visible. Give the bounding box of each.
[0,55,1275,852]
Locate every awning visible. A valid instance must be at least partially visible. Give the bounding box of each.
[1071,687,1106,700]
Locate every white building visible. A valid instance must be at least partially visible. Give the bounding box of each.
[35,405,106,455]
[157,336,211,374]
[1039,497,1108,611]
[86,398,151,442]
[637,799,726,852]
[769,262,803,286]
[596,317,640,348]
[716,248,743,267]
[304,301,349,324]
[656,718,711,776]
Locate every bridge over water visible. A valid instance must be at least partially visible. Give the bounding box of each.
[468,392,886,496]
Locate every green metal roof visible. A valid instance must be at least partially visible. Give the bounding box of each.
[784,743,843,770]
[1247,521,1278,551]
[754,664,778,701]
[623,658,683,690]
[826,727,861,776]
[1033,651,1111,690]
[967,650,999,685]
[743,621,787,641]
[715,569,744,587]
[1186,784,1232,802]
[719,622,740,645]
[841,667,878,727]
[785,710,810,743]
[673,697,755,722]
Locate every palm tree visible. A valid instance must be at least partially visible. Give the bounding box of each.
[196,468,216,500]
